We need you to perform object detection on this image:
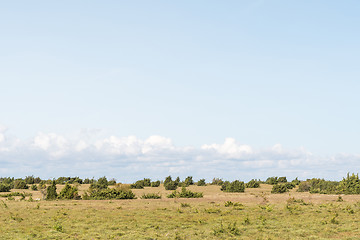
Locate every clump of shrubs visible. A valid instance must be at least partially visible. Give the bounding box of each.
[221,180,245,193]
[14,180,28,189]
[84,177,136,200]
[164,176,178,190]
[90,177,109,190]
[84,188,136,200]
[31,184,38,191]
[211,178,224,185]
[46,181,58,200]
[130,178,152,189]
[140,193,161,199]
[151,180,160,187]
[271,184,289,194]
[197,179,206,186]
[58,183,80,200]
[167,187,203,198]
[0,183,11,192]
[245,179,260,188]
[266,177,287,185]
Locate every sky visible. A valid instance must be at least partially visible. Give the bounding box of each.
[1,1,360,182]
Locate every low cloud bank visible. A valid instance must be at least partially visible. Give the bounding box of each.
[0,127,359,182]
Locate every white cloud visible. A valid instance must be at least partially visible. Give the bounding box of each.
[0,129,359,182]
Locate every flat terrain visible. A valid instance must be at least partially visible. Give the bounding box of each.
[1,184,360,239]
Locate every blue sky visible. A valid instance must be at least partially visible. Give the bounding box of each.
[1,1,360,181]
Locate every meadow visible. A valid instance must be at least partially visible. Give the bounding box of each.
[1,184,360,239]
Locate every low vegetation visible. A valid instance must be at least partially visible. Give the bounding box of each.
[221,180,245,192]
[167,187,203,198]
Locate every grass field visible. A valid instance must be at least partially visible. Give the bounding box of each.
[1,184,360,239]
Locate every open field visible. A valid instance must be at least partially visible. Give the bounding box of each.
[1,184,360,239]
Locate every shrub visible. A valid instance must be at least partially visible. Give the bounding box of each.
[167,187,203,198]
[271,184,288,194]
[211,178,224,185]
[0,183,11,192]
[143,178,151,187]
[151,180,160,187]
[14,180,29,189]
[266,177,278,185]
[197,179,206,186]
[297,181,311,192]
[108,179,116,185]
[90,177,108,190]
[221,180,245,193]
[46,181,58,200]
[86,188,136,200]
[164,176,178,190]
[292,177,301,185]
[58,183,80,200]
[278,177,287,183]
[246,179,260,188]
[164,176,172,184]
[337,173,360,194]
[285,182,296,189]
[299,178,339,194]
[184,176,194,186]
[174,177,180,185]
[140,193,161,199]
[164,181,178,190]
[130,180,145,189]
[25,176,35,184]
[31,184,38,191]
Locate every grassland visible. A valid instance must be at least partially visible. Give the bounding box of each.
[1,184,360,239]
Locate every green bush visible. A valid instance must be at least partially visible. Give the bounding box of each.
[140,193,161,199]
[197,179,206,186]
[164,181,178,190]
[292,177,301,185]
[0,183,11,192]
[278,177,287,183]
[337,173,360,194]
[90,177,109,190]
[31,184,38,191]
[245,179,260,188]
[14,180,29,189]
[271,184,288,194]
[184,176,194,186]
[58,183,80,200]
[221,180,245,192]
[164,176,178,190]
[211,178,224,185]
[297,181,310,192]
[151,180,160,187]
[143,178,151,187]
[305,178,339,194]
[285,182,296,189]
[25,176,35,184]
[86,188,136,200]
[130,180,145,189]
[46,181,58,200]
[167,187,203,198]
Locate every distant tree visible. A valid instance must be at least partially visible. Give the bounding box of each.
[90,177,108,190]
[184,176,194,186]
[151,180,160,187]
[211,178,224,185]
[58,183,80,199]
[46,180,58,200]
[197,179,206,186]
[221,180,245,192]
[14,179,28,189]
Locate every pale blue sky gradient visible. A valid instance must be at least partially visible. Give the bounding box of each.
[1,1,360,180]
